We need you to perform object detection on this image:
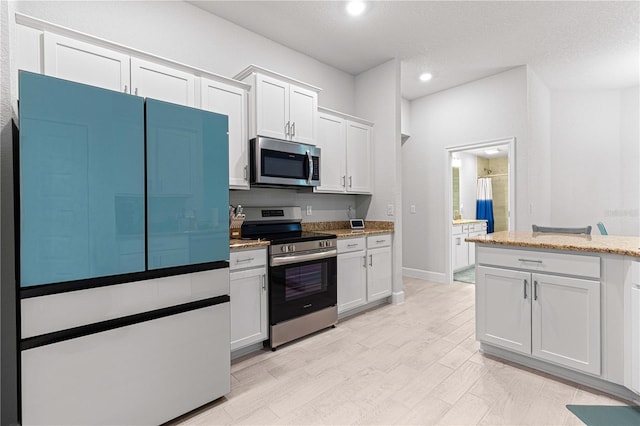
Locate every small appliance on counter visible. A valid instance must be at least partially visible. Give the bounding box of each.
[241,206,337,350]
[350,219,365,232]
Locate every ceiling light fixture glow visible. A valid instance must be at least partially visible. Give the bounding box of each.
[346,1,366,17]
[484,149,500,155]
[419,73,433,82]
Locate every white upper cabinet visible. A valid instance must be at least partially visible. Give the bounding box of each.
[130,57,196,107]
[346,121,373,194]
[255,74,289,140]
[288,85,317,144]
[235,65,320,144]
[43,32,130,93]
[315,112,347,193]
[314,108,373,195]
[201,77,249,190]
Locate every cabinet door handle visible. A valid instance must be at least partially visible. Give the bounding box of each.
[518,258,543,264]
[292,122,296,137]
[244,165,248,181]
[534,280,538,301]
[342,176,346,187]
[134,87,138,96]
[236,257,254,263]
[347,243,358,247]
[349,176,353,188]
[376,240,386,243]
[363,256,367,268]
[456,237,461,245]
[523,279,528,299]
[124,84,128,93]
[369,254,373,266]
[261,274,266,291]
[285,121,290,136]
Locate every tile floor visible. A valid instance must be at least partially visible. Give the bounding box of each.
[173,277,633,425]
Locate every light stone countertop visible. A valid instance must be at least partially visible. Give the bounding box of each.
[466,231,640,258]
[452,219,488,225]
[229,239,270,250]
[321,228,394,239]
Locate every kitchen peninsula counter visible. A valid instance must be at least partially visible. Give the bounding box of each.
[469,230,640,404]
[467,231,640,258]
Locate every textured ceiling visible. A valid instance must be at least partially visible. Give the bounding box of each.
[190,1,640,100]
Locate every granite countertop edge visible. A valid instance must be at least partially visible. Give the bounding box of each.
[466,231,640,258]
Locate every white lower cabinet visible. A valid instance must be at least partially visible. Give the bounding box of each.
[230,248,268,350]
[338,234,392,315]
[476,266,531,354]
[628,262,640,394]
[337,249,367,313]
[477,264,601,375]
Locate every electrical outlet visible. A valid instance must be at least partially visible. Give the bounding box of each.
[410,205,416,214]
[387,204,394,216]
[306,205,313,216]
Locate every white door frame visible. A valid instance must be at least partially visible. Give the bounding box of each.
[445,137,516,283]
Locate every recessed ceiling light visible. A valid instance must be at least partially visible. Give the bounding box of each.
[485,149,500,155]
[419,73,433,82]
[346,1,366,16]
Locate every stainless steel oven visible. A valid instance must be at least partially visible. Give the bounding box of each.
[268,240,337,349]
[241,206,337,349]
[250,137,320,187]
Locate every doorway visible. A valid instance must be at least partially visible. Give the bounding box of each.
[445,138,516,284]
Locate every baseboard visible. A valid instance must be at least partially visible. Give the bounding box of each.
[392,291,405,305]
[402,267,447,283]
[480,343,640,405]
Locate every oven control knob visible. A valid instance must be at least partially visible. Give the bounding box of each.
[326,240,332,247]
[281,245,288,253]
[319,241,325,248]
[289,244,295,252]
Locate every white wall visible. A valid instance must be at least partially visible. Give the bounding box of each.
[527,68,552,226]
[402,67,531,278]
[550,87,639,236]
[10,0,356,114]
[458,152,477,220]
[354,59,404,302]
[401,98,411,137]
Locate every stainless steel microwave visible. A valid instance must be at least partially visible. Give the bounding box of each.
[250,137,320,187]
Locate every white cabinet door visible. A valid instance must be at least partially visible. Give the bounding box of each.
[476,266,531,355]
[467,230,486,268]
[255,74,289,140]
[201,78,249,189]
[531,273,601,375]
[338,250,367,313]
[315,112,346,193]
[230,268,268,350]
[367,246,392,302]
[289,85,318,144]
[43,32,130,93]
[130,57,196,107]
[631,285,640,394]
[452,234,469,271]
[346,121,372,194]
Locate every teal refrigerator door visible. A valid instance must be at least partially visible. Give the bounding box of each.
[19,71,146,287]
[145,98,229,269]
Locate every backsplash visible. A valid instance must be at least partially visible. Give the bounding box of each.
[229,187,363,222]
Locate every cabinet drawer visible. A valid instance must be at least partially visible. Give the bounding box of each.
[230,248,266,271]
[470,222,487,232]
[337,237,366,253]
[477,246,600,279]
[367,234,391,249]
[452,225,464,236]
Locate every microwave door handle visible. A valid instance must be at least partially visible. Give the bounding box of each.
[306,150,313,184]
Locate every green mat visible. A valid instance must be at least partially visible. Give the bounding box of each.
[566,405,640,426]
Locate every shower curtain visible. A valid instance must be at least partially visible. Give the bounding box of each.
[476,177,495,233]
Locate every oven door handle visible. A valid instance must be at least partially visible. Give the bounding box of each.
[271,249,337,267]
